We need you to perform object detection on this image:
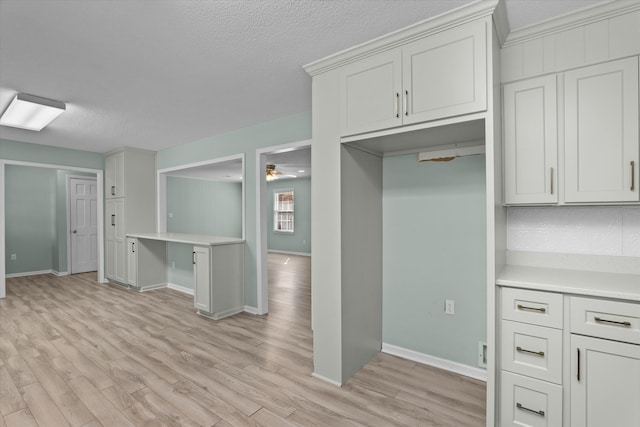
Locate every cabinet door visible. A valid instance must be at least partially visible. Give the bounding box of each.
[402,19,486,125]
[571,334,640,427]
[193,246,211,313]
[504,75,558,204]
[127,238,137,287]
[340,49,402,136]
[564,57,639,203]
[113,199,126,283]
[105,200,116,279]
[105,151,124,199]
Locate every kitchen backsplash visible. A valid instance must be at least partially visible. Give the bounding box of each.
[507,206,640,258]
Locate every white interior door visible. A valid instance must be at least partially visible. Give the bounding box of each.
[70,177,98,273]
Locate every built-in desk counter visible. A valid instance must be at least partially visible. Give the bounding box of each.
[126,232,245,320]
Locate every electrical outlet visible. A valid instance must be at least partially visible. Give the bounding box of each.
[10,254,16,261]
[445,299,455,315]
[171,261,175,269]
[478,342,487,368]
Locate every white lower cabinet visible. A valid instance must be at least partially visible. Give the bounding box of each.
[570,334,640,427]
[105,198,125,283]
[499,286,640,426]
[127,238,137,288]
[193,243,244,320]
[501,371,563,427]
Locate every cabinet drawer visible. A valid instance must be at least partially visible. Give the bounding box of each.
[570,297,640,344]
[502,320,563,384]
[502,287,563,329]
[501,371,563,427]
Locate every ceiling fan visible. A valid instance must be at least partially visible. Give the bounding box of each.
[265,164,296,181]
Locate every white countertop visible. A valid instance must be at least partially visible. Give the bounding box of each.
[497,264,640,302]
[127,232,245,246]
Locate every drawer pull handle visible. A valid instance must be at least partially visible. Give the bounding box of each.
[516,403,545,417]
[516,346,545,357]
[577,348,581,382]
[517,304,546,313]
[594,317,631,327]
[395,92,400,118]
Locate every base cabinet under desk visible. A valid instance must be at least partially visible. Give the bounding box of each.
[126,233,245,320]
[498,286,640,427]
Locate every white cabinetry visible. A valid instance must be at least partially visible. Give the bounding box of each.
[503,75,557,204]
[193,243,244,320]
[340,19,486,137]
[564,57,639,203]
[127,238,137,287]
[499,287,564,426]
[104,148,156,286]
[569,296,640,427]
[499,286,640,426]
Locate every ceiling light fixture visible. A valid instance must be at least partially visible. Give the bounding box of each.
[0,93,66,131]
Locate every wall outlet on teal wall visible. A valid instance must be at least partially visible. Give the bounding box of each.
[10,254,17,261]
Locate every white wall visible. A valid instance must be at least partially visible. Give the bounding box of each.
[507,206,640,257]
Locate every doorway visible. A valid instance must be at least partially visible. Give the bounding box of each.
[68,176,98,274]
[256,139,311,315]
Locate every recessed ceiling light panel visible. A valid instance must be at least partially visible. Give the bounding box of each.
[0,93,66,131]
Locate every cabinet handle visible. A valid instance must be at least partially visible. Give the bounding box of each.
[395,92,400,118]
[111,185,115,196]
[516,403,545,417]
[404,90,409,116]
[594,316,631,327]
[517,304,546,313]
[132,242,135,253]
[516,346,545,357]
[192,251,196,265]
[550,167,554,195]
[631,161,635,192]
[577,348,581,381]
[111,214,115,226]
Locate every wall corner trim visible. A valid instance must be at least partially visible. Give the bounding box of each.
[311,372,343,387]
[243,305,258,315]
[381,343,487,382]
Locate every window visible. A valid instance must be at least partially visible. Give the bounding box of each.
[274,189,294,233]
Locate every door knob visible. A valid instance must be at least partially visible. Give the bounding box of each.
[72,230,77,234]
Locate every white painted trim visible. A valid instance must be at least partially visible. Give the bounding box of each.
[311,372,343,387]
[381,343,487,382]
[0,160,104,298]
[6,270,55,278]
[503,0,640,47]
[53,271,69,277]
[67,175,98,275]
[267,250,311,257]
[243,305,258,315]
[256,139,312,316]
[167,282,194,296]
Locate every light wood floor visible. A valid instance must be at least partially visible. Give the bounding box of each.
[0,253,485,426]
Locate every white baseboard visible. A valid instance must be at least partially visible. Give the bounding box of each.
[53,271,69,277]
[167,283,194,296]
[381,343,487,382]
[267,250,311,257]
[244,305,258,315]
[312,372,343,387]
[6,269,54,278]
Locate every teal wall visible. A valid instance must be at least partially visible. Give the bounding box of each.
[157,111,311,307]
[266,177,311,254]
[5,165,56,274]
[166,176,243,289]
[1,139,104,170]
[5,164,96,275]
[382,154,486,368]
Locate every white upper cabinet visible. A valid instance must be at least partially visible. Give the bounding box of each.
[105,151,124,199]
[340,19,487,137]
[504,75,558,204]
[564,57,639,203]
[402,20,486,126]
[340,50,402,136]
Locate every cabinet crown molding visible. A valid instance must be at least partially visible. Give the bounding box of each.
[503,0,640,47]
[303,0,499,76]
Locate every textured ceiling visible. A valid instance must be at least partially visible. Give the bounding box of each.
[0,0,608,154]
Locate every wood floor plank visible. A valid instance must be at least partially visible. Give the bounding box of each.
[3,408,38,427]
[19,382,70,427]
[3,255,486,426]
[0,366,26,416]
